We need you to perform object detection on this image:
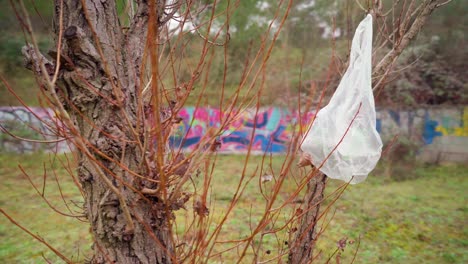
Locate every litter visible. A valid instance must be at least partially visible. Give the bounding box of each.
[301,15,382,184]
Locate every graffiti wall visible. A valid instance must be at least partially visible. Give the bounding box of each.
[1,106,467,156]
[170,107,314,153]
[376,107,468,145]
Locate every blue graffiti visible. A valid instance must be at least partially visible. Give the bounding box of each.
[423,120,442,144]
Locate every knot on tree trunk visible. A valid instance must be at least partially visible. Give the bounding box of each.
[64,25,79,39]
[63,25,101,69]
[22,45,55,79]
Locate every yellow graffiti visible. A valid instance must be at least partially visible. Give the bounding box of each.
[435,107,468,136]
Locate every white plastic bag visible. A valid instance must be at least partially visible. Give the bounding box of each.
[301,14,382,184]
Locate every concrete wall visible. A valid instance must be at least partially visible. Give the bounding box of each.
[376,108,467,144]
[0,107,70,153]
[1,106,466,162]
[419,136,468,163]
[375,107,468,163]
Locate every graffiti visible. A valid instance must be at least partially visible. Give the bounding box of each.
[435,108,468,137]
[173,106,467,153]
[375,107,467,145]
[1,106,466,154]
[170,107,314,153]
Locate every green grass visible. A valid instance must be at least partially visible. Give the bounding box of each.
[0,153,91,263]
[0,70,41,106]
[1,153,467,263]
[317,164,468,263]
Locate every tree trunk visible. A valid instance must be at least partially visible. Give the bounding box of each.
[25,1,177,263]
[288,172,327,263]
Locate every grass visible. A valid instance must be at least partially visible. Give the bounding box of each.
[0,70,42,107]
[0,153,91,263]
[0,153,467,263]
[317,164,468,263]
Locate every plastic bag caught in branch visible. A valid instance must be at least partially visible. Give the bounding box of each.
[301,15,382,184]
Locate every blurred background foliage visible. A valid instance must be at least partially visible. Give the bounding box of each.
[0,0,466,107]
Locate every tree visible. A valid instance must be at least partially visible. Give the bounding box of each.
[10,0,293,262]
[2,0,453,263]
[288,1,454,262]
[20,0,181,262]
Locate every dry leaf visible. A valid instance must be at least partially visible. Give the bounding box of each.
[261,174,273,183]
[298,152,313,167]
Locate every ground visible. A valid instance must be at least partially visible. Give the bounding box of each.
[0,153,467,263]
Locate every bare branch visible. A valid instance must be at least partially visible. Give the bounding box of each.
[373,0,446,90]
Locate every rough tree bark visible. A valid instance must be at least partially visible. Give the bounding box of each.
[288,172,326,263]
[24,1,181,263]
